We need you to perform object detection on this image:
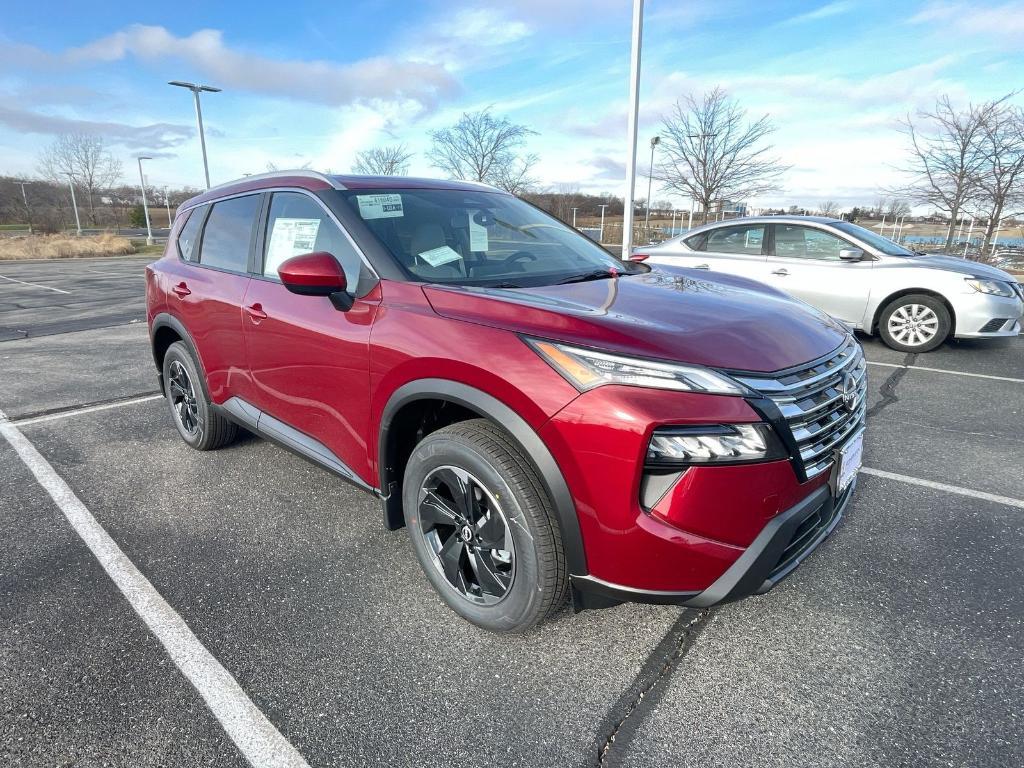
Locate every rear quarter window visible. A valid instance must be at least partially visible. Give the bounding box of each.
[176,205,207,262]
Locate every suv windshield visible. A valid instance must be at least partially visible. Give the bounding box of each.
[338,188,643,287]
[832,221,917,256]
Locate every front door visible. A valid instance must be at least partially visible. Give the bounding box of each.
[764,224,874,327]
[241,190,379,485]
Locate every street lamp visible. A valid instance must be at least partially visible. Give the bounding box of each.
[17,180,31,234]
[621,0,645,260]
[598,204,609,243]
[164,186,173,228]
[571,207,579,228]
[169,80,221,189]
[645,135,660,231]
[137,156,153,245]
[64,173,82,236]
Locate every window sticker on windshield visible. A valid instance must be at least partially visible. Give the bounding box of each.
[468,215,489,251]
[265,218,320,276]
[745,229,763,248]
[356,193,404,220]
[418,245,462,268]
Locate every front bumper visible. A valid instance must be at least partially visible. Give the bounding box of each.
[571,481,852,610]
[953,291,1023,338]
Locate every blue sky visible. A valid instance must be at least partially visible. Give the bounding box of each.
[1,0,1022,208]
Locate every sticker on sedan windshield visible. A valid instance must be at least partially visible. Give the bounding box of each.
[356,194,404,220]
[265,218,320,277]
[418,245,462,267]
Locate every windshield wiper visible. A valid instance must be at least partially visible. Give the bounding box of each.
[557,269,618,285]
[489,281,523,289]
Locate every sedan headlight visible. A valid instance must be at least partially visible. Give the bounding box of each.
[526,338,749,395]
[966,278,1016,298]
[647,424,786,467]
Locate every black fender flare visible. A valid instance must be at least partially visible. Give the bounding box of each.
[149,312,211,401]
[378,379,588,577]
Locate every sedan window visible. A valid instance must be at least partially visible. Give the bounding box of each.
[774,226,852,261]
[701,224,765,255]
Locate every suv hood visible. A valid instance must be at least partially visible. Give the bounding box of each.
[423,266,849,373]
[898,253,1019,282]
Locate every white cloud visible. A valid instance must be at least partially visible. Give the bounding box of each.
[910,2,1024,44]
[781,1,856,25]
[0,105,193,150]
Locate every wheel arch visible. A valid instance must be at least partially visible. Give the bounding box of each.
[150,313,211,399]
[378,379,587,577]
[871,288,956,336]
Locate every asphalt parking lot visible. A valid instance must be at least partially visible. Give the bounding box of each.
[1,256,1022,767]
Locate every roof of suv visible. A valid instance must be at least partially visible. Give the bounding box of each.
[179,170,504,212]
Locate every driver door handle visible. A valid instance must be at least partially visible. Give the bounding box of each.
[172,281,191,297]
[245,303,268,321]
[694,263,710,270]
[772,268,789,276]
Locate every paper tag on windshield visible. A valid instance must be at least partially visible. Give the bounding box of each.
[468,217,489,251]
[265,218,320,276]
[356,193,404,220]
[418,245,462,267]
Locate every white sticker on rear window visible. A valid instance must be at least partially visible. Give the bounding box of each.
[356,193,404,220]
[418,245,462,267]
[265,218,321,277]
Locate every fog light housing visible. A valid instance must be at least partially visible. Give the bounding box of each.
[646,424,786,469]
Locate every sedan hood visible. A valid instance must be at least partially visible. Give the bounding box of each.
[423,266,849,373]
[899,253,1019,282]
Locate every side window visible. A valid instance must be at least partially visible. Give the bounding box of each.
[176,205,207,262]
[198,195,261,273]
[774,226,850,261]
[683,233,708,251]
[263,192,361,289]
[704,224,765,255]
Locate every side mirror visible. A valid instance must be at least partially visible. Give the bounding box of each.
[839,248,867,262]
[278,251,353,311]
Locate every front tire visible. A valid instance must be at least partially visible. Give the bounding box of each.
[162,341,237,450]
[878,294,951,352]
[402,419,567,632]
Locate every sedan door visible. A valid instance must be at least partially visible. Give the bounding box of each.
[672,222,769,280]
[764,224,874,328]
[241,190,380,485]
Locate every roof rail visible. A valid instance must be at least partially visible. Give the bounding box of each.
[208,169,346,191]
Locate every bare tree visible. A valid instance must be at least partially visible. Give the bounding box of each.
[893,94,1010,248]
[971,104,1024,249]
[818,200,840,217]
[652,88,787,224]
[428,109,539,193]
[37,134,122,226]
[352,144,413,176]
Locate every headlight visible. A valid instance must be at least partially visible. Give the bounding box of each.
[526,338,748,395]
[966,278,1015,298]
[646,424,786,467]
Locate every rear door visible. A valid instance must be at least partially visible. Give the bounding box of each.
[165,194,261,403]
[684,222,768,280]
[764,224,874,327]
[241,190,379,485]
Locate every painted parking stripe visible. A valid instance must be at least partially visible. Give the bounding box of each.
[866,360,1024,384]
[0,407,311,768]
[861,466,1024,509]
[0,274,71,294]
[12,394,163,427]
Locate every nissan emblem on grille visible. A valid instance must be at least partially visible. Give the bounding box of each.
[840,372,857,412]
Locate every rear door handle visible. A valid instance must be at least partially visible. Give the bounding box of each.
[244,303,268,321]
[172,282,191,297]
[771,268,789,276]
[694,263,710,270]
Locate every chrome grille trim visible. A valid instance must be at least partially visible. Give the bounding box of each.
[732,337,868,480]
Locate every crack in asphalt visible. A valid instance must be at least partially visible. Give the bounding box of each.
[590,608,713,768]
[866,351,917,419]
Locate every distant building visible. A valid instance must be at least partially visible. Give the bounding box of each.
[709,199,748,217]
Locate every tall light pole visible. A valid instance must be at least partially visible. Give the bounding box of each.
[17,180,31,234]
[621,0,645,260]
[164,186,172,228]
[963,217,974,257]
[645,135,660,231]
[65,173,82,236]
[137,156,153,245]
[571,207,579,228]
[598,204,609,243]
[169,81,221,189]
[688,198,694,231]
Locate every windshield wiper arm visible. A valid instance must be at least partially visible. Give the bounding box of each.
[557,269,618,285]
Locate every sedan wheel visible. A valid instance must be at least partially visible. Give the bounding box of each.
[887,303,940,348]
[878,294,951,353]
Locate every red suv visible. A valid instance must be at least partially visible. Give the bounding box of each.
[146,171,866,632]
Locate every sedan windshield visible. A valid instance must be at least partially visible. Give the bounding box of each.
[338,188,644,288]
[832,221,918,256]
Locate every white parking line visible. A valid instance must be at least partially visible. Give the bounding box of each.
[861,466,1024,509]
[0,407,310,768]
[866,360,1024,384]
[0,274,71,294]
[12,394,163,427]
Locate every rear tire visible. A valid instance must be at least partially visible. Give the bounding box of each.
[878,294,950,353]
[162,341,237,451]
[402,419,567,632]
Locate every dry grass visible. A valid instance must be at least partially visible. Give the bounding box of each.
[0,233,136,260]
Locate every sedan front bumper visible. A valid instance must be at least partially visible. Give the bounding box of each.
[953,290,1023,338]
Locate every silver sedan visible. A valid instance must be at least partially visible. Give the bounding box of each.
[635,216,1024,352]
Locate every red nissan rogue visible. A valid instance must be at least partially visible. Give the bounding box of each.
[146,171,866,632]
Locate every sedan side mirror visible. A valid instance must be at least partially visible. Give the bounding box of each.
[278,251,353,311]
[839,248,867,262]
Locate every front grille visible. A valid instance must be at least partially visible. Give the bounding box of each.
[979,318,1011,333]
[731,337,868,480]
